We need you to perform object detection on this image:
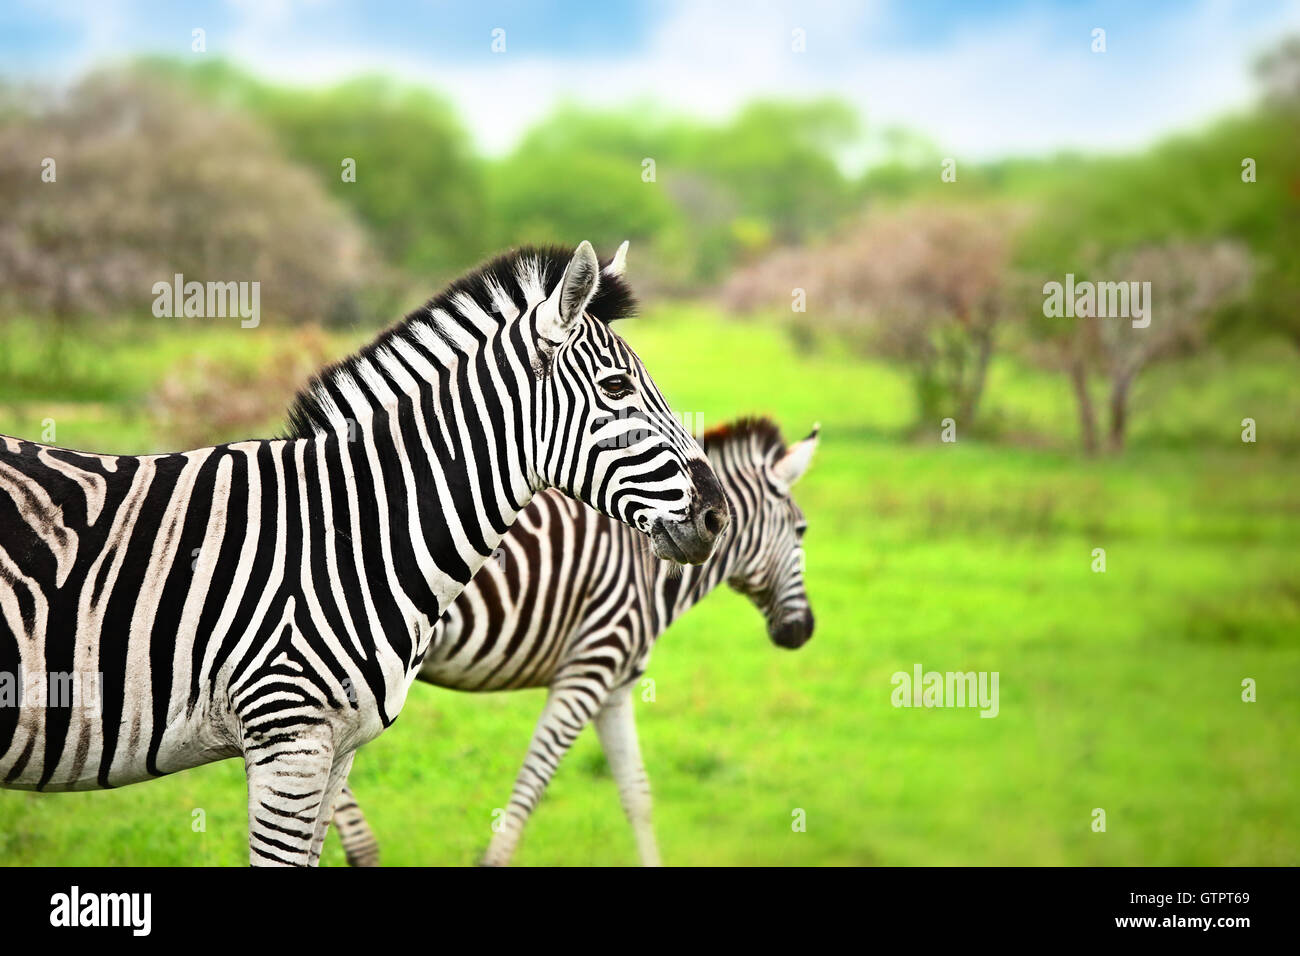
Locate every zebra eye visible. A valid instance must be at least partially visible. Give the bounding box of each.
[599,374,634,399]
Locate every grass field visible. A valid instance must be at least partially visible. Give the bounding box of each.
[1,307,1297,865]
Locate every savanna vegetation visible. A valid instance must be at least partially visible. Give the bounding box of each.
[0,41,1296,864]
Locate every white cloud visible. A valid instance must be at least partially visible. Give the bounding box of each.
[25,0,1300,162]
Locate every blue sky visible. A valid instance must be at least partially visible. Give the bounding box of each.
[3,1,1297,161]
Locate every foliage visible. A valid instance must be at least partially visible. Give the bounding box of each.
[0,307,1296,865]
[1,33,1298,869]
[1090,241,1252,451]
[486,149,681,267]
[135,58,490,281]
[491,99,859,286]
[723,204,1025,431]
[149,325,337,448]
[0,70,369,326]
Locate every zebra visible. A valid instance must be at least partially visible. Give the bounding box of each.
[0,240,730,866]
[332,415,818,866]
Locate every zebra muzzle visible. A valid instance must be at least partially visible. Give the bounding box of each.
[769,611,814,649]
[650,496,728,566]
[650,517,713,565]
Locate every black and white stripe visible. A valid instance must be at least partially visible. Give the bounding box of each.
[0,240,727,865]
[333,416,818,866]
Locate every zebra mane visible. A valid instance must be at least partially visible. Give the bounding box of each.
[283,245,638,438]
[701,417,788,460]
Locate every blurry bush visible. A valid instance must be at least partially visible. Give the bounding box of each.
[722,204,1024,433]
[484,99,859,290]
[149,325,335,448]
[487,147,682,267]
[1026,240,1252,454]
[60,62,862,296]
[0,70,373,332]
[136,59,490,282]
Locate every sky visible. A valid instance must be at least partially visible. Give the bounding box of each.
[3,0,1298,162]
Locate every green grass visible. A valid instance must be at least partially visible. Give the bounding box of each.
[0,308,1297,865]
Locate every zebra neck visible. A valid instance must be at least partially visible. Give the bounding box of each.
[648,526,739,631]
[329,391,536,662]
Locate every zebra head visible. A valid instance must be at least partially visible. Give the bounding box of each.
[525,241,728,565]
[710,420,819,649]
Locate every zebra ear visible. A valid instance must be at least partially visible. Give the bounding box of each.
[773,423,819,487]
[603,240,629,278]
[537,240,601,344]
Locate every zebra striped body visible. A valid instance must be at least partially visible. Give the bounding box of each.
[0,241,727,864]
[0,434,416,794]
[333,417,818,866]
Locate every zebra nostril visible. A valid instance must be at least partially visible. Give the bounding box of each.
[701,507,724,537]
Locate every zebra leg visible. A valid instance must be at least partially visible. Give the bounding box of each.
[481,686,604,866]
[306,750,355,867]
[332,780,382,867]
[242,725,338,867]
[593,687,661,867]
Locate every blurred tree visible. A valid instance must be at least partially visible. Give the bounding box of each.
[1256,35,1300,105]
[1246,36,1300,352]
[723,204,1023,432]
[686,100,859,245]
[1096,242,1251,452]
[496,98,859,285]
[1028,242,1251,454]
[1012,35,1297,452]
[135,58,489,280]
[1011,38,1299,355]
[0,71,369,340]
[486,149,682,261]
